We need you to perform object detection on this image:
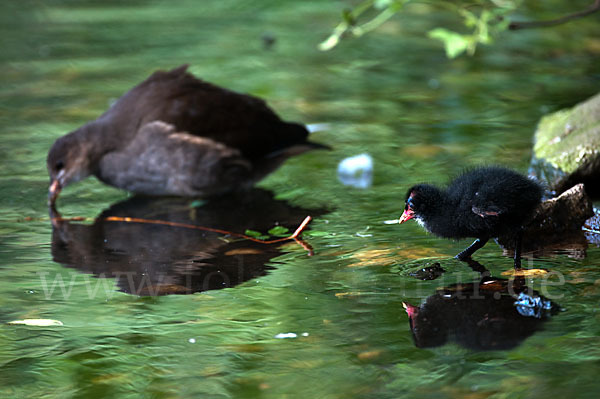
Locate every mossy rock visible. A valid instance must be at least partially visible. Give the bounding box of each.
[530,92,600,197]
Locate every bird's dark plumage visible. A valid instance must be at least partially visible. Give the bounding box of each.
[47,65,326,203]
[399,166,543,268]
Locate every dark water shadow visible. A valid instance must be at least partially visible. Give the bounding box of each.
[404,259,560,351]
[50,189,326,296]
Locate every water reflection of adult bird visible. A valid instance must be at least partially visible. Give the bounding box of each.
[47,65,328,205]
[403,259,559,351]
[50,189,324,295]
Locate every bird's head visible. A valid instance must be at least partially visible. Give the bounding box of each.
[47,133,93,206]
[399,184,440,224]
[399,191,417,224]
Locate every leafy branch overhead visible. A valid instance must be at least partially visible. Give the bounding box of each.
[319,0,600,58]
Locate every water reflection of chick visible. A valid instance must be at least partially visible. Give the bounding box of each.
[403,259,559,351]
[50,189,324,296]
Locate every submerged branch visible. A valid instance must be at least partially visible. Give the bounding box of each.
[49,214,314,252]
[101,215,314,245]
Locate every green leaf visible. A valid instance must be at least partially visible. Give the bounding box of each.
[428,28,470,58]
[305,230,330,237]
[189,199,206,208]
[268,226,290,237]
[374,0,395,10]
[342,9,355,25]
[319,34,341,51]
[244,229,269,240]
[460,9,478,28]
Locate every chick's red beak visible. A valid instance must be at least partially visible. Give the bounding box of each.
[402,302,419,318]
[398,207,415,224]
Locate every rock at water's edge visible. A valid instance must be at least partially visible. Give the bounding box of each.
[497,183,593,257]
[529,92,600,197]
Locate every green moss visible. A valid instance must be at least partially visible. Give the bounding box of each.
[533,93,600,173]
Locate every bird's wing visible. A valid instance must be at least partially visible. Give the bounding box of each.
[110,67,311,158]
[471,204,504,218]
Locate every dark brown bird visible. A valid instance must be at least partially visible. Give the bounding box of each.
[47,65,326,204]
[399,166,543,268]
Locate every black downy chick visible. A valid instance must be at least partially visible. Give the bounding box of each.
[399,166,543,269]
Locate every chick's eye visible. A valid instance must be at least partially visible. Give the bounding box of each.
[55,161,64,171]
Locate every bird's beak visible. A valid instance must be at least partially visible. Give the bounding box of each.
[398,208,415,224]
[48,169,66,206]
[402,302,419,317]
[48,179,62,206]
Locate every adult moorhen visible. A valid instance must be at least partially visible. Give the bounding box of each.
[399,166,543,268]
[47,65,326,204]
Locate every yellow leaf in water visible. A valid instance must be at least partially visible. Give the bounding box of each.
[259,383,271,390]
[501,268,549,277]
[358,350,382,360]
[402,144,443,158]
[398,247,446,260]
[348,249,395,267]
[584,38,600,54]
[91,373,128,384]
[225,248,263,256]
[335,292,363,298]
[8,319,64,326]
[225,344,266,353]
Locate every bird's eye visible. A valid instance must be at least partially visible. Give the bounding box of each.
[55,160,64,171]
